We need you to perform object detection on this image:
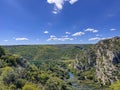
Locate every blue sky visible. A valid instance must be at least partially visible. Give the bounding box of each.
[0,0,120,45]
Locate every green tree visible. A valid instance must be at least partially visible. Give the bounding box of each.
[0,47,5,57]
[1,67,15,85]
[45,77,67,90]
[22,83,38,90]
[37,73,49,85]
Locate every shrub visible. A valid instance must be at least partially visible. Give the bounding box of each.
[109,80,120,90]
[22,83,38,90]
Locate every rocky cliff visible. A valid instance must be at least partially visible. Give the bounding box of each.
[74,37,120,85]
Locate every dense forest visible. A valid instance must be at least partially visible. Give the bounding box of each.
[0,37,120,90]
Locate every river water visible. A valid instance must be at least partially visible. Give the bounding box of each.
[68,72,96,90]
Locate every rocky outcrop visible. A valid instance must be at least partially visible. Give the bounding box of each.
[74,49,96,71]
[95,47,118,85]
[74,37,120,85]
[95,37,120,85]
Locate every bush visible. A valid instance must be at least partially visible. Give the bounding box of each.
[22,83,38,90]
[109,80,120,90]
[0,83,7,90]
[45,77,67,90]
[37,73,49,85]
[9,84,16,90]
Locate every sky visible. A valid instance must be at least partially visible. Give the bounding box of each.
[0,0,120,45]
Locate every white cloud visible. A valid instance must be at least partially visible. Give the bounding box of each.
[72,32,85,36]
[93,30,98,33]
[88,37,114,41]
[65,32,71,34]
[88,37,105,41]
[85,28,98,33]
[15,38,29,41]
[4,40,8,42]
[60,37,74,41]
[47,35,74,41]
[69,0,78,4]
[110,28,116,31]
[52,11,58,14]
[88,37,100,41]
[47,0,78,14]
[44,30,49,34]
[47,0,63,10]
[47,0,64,14]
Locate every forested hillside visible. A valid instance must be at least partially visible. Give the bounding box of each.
[3,44,92,61]
[0,46,74,90]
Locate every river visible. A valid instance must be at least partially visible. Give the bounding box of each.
[68,72,96,90]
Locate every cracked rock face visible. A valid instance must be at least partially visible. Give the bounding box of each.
[74,37,120,85]
[95,49,118,85]
[94,37,120,85]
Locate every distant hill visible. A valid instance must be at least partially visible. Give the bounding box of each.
[2,44,92,61]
